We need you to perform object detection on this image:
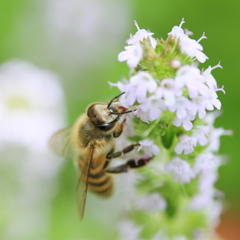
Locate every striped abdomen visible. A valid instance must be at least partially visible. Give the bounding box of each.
[78,155,114,196]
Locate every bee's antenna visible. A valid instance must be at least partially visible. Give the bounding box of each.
[107,92,125,109]
[110,109,136,115]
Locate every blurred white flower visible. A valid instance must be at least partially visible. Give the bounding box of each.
[0,60,65,151]
[175,134,197,155]
[135,193,167,212]
[0,60,66,240]
[204,111,222,127]
[45,0,130,68]
[165,157,193,183]
[172,235,189,240]
[118,220,143,240]
[151,231,169,240]
[207,127,232,152]
[188,193,214,211]
[192,153,216,176]
[204,200,223,227]
[198,171,218,193]
[138,139,160,156]
[192,126,209,146]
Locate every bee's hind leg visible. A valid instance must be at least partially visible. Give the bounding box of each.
[105,157,152,173]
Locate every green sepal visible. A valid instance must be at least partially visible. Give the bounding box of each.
[161,124,175,149]
[155,39,165,55]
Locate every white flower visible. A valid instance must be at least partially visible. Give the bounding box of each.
[118,42,143,68]
[168,96,192,119]
[138,139,160,156]
[192,153,215,176]
[108,78,128,92]
[204,89,222,111]
[118,220,143,240]
[168,18,186,38]
[136,96,163,122]
[0,60,66,240]
[192,126,209,146]
[189,96,208,119]
[128,21,157,49]
[168,19,208,63]
[198,172,217,193]
[190,87,224,119]
[180,37,208,63]
[173,113,195,131]
[205,200,223,227]
[120,71,157,106]
[204,111,222,127]
[0,60,65,151]
[135,193,167,212]
[174,134,197,155]
[203,67,217,90]
[202,62,222,90]
[172,235,189,240]
[155,78,182,107]
[165,157,193,183]
[150,231,169,240]
[175,65,209,99]
[207,127,232,152]
[130,71,157,103]
[188,193,213,211]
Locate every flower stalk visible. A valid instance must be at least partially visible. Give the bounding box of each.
[112,19,231,240]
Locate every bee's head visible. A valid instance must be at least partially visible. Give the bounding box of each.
[87,103,120,131]
[87,92,134,131]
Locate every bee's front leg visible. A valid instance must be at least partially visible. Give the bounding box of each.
[112,119,126,138]
[105,157,152,173]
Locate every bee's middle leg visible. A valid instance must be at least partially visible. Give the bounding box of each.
[103,143,139,169]
[107,143,140,159]
[105,157,152,173]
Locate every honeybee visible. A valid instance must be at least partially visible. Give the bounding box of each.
[49,92,151,220]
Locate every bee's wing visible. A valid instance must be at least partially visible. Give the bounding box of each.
[77,145,95,221]
[49,128,75,159]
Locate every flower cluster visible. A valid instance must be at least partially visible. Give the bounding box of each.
[112,19,230,240]
[0,60,66,240]
[111,21,224,131]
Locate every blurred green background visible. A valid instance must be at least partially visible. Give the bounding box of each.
[0,0,239,239]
